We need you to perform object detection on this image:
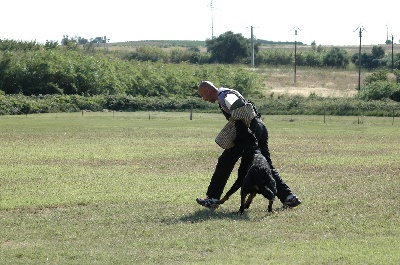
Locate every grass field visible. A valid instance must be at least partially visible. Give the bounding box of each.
[1,112,399,264]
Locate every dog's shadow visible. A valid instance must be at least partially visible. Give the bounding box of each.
[162,207,284,224]
[162,209,249,224]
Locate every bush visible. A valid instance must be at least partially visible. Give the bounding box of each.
[352,46,388,70]
[323,47,349,68]
[357,81,400,101]
[1,93,399,117]
[364,70,389,84]
[256,49,293,66]
[389,87,400,101]
[0,48,263,98]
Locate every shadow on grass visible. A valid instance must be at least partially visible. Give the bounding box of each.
[162,206,284,224]
[161,209,248,224]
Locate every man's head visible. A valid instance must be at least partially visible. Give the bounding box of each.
[197,81,218,103]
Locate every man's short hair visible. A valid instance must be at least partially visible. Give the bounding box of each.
[199,80,215,89]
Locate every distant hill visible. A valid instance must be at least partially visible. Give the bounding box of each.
[112,40,206,47]
[107,39,399,54]
[257,39,304,45]
[112,39,303,47]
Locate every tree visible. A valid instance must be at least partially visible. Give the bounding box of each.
[323,47,349,68]
[372,46,385,59]
[206,31,249,64]
[61,35,89,49]
[77,37,89,45]
[61,35,79,50]
[351,46,386,69]
[44,40,59,50]
[311,40,316,50]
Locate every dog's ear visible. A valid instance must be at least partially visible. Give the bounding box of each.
[268,176,277,195]
[242,128,258,148]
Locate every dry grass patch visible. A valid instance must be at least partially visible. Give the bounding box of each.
[259,66,367,97]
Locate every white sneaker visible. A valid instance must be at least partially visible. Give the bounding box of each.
[196,197,219,210]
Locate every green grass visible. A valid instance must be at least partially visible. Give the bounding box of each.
[1,112,399,264]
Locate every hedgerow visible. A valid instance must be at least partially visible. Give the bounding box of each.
[1,94,398,117]
[0,48,262,98]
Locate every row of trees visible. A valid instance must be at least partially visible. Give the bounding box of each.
[207,32,400,69]
[1,35,400,104]
[130,42,400,69]
[129,44,398,69]
[2,35,399,69]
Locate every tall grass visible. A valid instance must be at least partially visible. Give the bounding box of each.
[0,112,399,264]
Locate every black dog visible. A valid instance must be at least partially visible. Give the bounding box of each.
[219,123,277,215]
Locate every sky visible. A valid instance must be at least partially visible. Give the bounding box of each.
[1,0,398,46]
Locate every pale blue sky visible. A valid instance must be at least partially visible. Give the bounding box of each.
[1,0,397,46]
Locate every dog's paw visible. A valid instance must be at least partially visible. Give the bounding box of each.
[244,201,252,209]
[237,206,245,215]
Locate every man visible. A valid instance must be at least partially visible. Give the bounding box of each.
[196,80,301,209]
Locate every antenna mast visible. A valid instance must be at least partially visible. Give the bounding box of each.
[211,0,214,39]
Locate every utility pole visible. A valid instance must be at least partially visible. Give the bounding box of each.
[251,26,254,68]
[354,26,366,91]
[246,25,256,68]
[292,27,301,85]
[386,24,389,44]
[391,34,394,72]
[210,0,214,39]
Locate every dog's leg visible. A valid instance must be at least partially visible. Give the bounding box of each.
[245,192,257,209]
[238,191,247,215]
[219,195,229,205]
[267,200,273,212]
